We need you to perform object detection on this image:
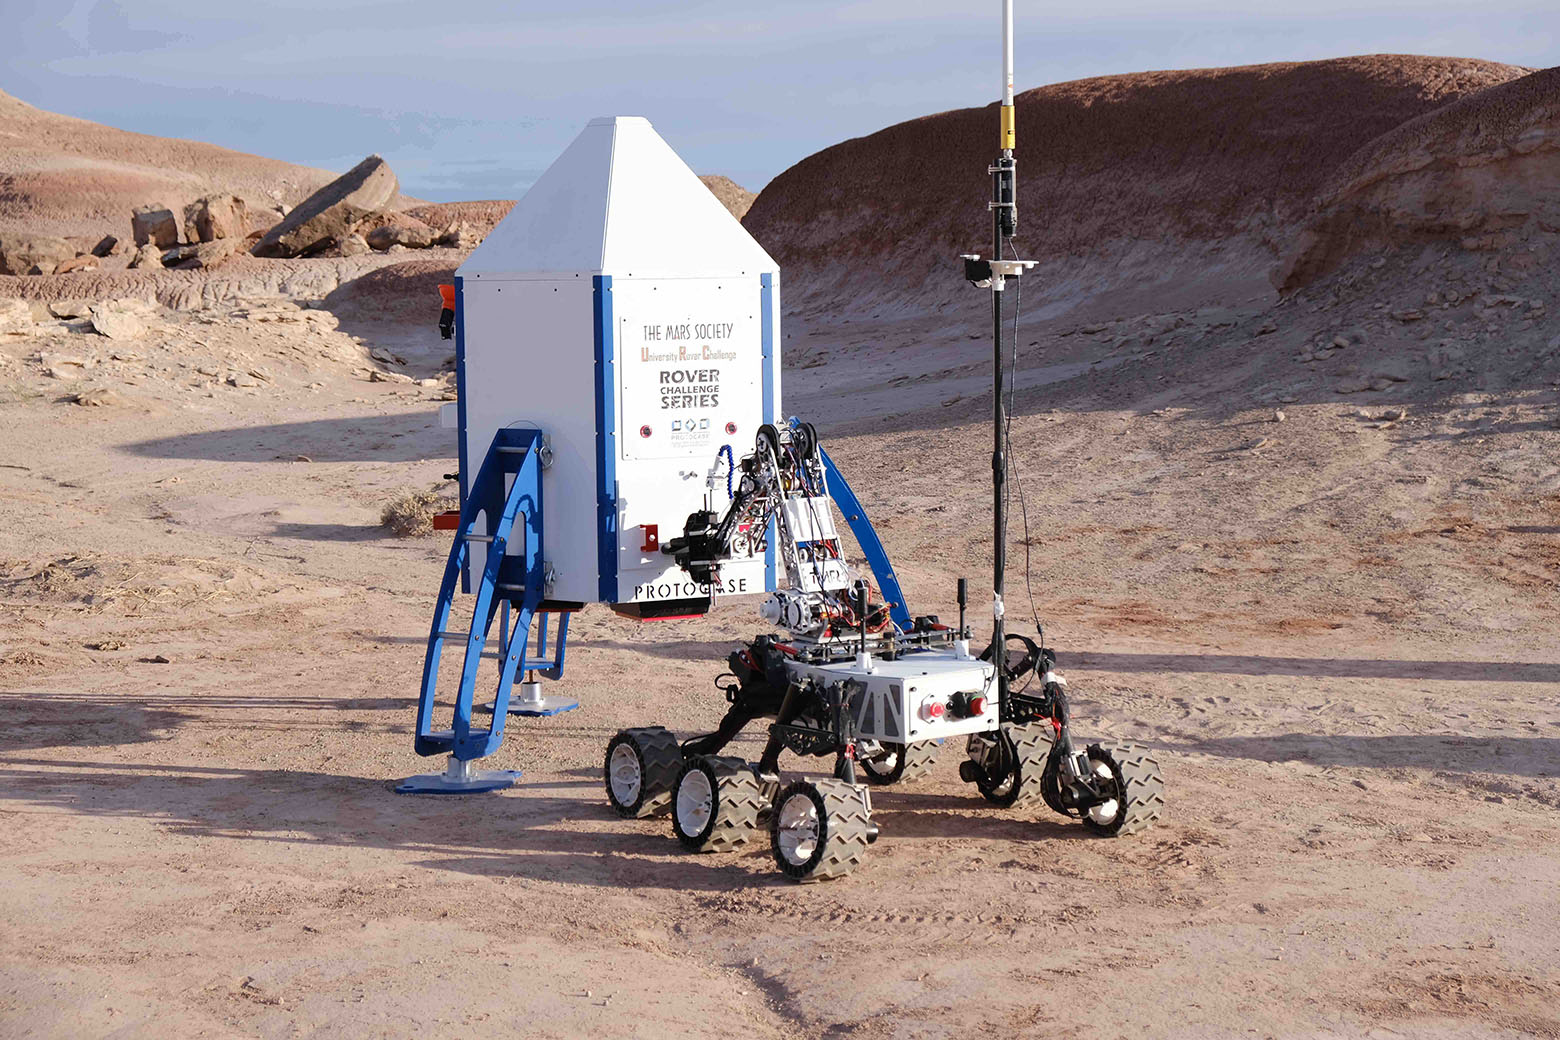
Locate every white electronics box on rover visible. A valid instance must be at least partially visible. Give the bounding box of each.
[452,116,782,615]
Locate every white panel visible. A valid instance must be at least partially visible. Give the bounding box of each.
[790,654,999,744]
[457,116,776,280]
[601,118,776,278]
[460,279,599,603]
[617,279,760,461]
[610,276,768,605]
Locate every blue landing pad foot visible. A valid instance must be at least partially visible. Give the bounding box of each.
[395,754,521,795]
[484,681,580,718]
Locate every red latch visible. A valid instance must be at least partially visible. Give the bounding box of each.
[641,524,659,552]
[433,510,460,531]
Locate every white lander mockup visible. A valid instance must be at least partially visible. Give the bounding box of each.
[453,116,781,616]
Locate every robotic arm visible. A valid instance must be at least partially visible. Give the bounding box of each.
[661,421,892,639]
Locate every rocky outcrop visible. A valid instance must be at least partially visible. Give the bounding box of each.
[88,298,157,339]
[1273,66,1560,293]
[163,239,241,271]
[363,212,434,251]
[55,254,99,275]
[252,155,398,258]
[0,297,31,331]
[0,234,76,275]
[127,243,162,270]
[336,232,370,257]
[131,206,179,248]
[183,194,249,243]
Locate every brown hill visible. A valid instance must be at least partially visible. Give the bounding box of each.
[1274,65,1560,291]
[699,175,756,220]
[0,88,418,242]
[743,55,1531,318]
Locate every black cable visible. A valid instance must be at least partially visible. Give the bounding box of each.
[999,235,1046,652]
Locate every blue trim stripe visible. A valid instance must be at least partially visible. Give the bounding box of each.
[760,273,777,593]
[593,276,617,603]
[455,276,471,594]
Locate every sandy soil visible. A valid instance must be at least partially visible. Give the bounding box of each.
[2,244,1557,1039]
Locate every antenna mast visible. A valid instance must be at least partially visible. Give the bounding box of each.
[990,0,1020,704]
[960,4,1031,700]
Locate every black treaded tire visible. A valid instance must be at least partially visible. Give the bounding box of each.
[965,724,1051,808]
[603,726,683,818]
[770,779,871,882]
[1079,743,1165,837]
[671,755,766,852]
[859,741,939,786]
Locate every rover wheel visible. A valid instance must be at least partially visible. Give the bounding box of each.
[770,779,870,882]
[859,741,938,786]
[963,725,1051,808]
[671,756,766,852]
[1078,743,1164,837]
[603,726,683,818]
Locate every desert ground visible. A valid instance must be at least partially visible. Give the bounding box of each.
[2,57,1559,1040]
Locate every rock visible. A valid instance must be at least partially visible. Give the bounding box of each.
[165,239,240,271]
[49,300,91,318]
[127,243,162,270]
[88,299,156,340]
[131,205,180,248]
[91,235,120,257]
[1273,409,1286,423]
[68,388,125,407]
[336,232,370,257]
[252,155,398,258]
[362,212,435,251]
[1335,370,1373,394]
[183,194,249,243]
[368,368,414,384]
[55,254,99,275]
[0,298,32,332]
[0,234,77,275]
[1371,358,1412,383]
[1428,342,1468,380]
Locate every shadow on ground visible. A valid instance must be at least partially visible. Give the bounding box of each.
[0,690,413,751]
[1168,733,1560,778]
[1071,651,1560,684]
[0,752,1089,892]
[124,413,449,463]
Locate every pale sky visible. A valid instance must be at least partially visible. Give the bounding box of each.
[4,0,1556,201]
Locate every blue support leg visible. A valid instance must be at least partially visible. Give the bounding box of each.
[503,609,578,717]
[398,429,547,794]
[819,447,913,632]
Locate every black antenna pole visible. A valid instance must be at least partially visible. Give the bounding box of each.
[991,0,1018,707]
